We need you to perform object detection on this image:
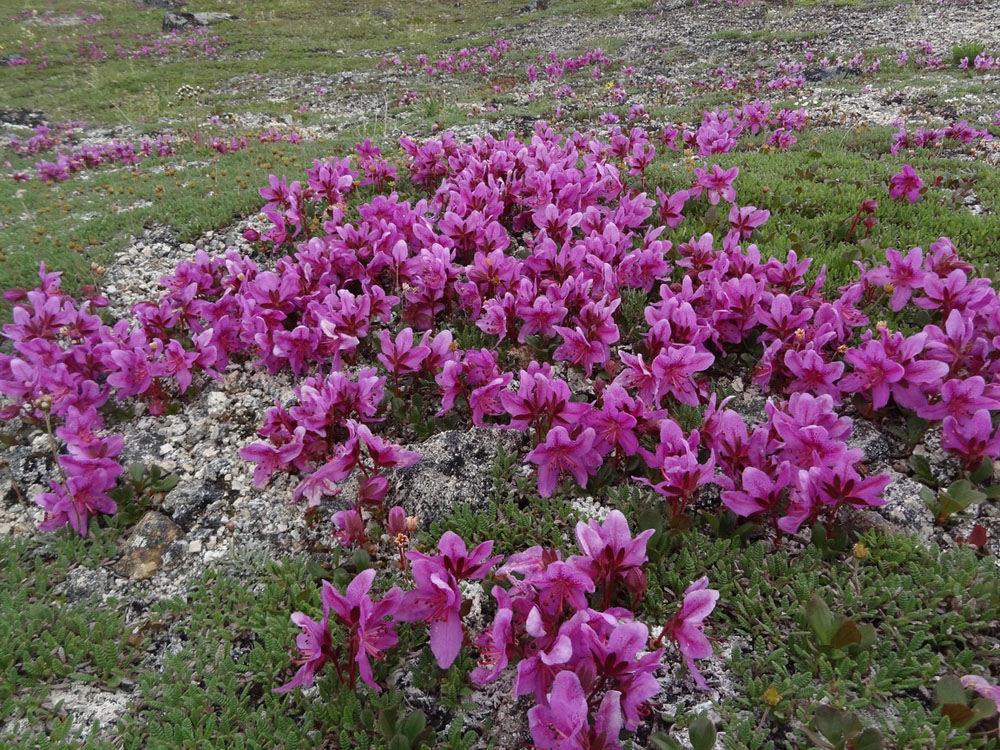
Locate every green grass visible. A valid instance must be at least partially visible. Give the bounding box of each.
[6,451,996,749]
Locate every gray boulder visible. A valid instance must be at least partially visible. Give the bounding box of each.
[162,11,239,32]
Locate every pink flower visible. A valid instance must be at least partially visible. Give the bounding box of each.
[727,204,770,240]
[526,426,603,497]
[398,559,464,669]
[274,595,333,693]
[889,164,924,203]
[663,577,719,690]
[867,247,926,311]
[693,164,739,205]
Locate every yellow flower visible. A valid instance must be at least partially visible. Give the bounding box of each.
[853,541,869,559]
[763,686,781,706]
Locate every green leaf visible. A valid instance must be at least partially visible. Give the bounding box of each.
[352,548,371,572]
[688,714,716,750]
[969,457,993,483]
[129,462,146,484]
[400,711,426,740]
[909,454,935,485]
[648,733,682,750]
[944,479,985,508]
[814,705,848,743]
[805,594,838,645]
[853,727,884,750]
[935,675,967,706]
[155,474,180,492]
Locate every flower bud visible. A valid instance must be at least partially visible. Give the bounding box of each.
[405,516,419,534]
[242,227,260,242]
[387,505,407,536]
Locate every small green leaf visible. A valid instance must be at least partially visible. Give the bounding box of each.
[352,548,371,571]
[805,594,838,645]
[648,733,682,750]
[129,462,146,484]
[688,714,716,750]
[853,727,884,750]
[935,675,968,706]
[969,457,993,483]
[400,711,426,740]
[814,705,848,743]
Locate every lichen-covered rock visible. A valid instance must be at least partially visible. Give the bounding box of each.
[161,11,239,32]
[161,481,224,530]
[390,428,526,528]
[113,511,183,580]
[852,471,936,543]
[848,418,894,467]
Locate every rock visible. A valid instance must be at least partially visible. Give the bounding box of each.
[390,428,525,528]
[162,11,239,32]
[848,418,892,467]
[161,481,223,529]
[854,471,935,543]
[804,66,862,83]
[136,0,186,8]
[0,108,46,128]
[113,511,182,580]
[43,684,133,741]
[60,566,113,603]
[205,391,228,419]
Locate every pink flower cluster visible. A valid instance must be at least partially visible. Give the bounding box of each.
[377,38,511,78]
[653,101,806,156]
[6,121,87,156]
[6,27,225,69]
[33,136,175,182]
[276,514,719,750]
[6,123,1000,542]
[890,120,992,156]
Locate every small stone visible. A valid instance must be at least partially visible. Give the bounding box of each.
[112,511,182,580]
[205,391,228,419]
[188,540,203,554]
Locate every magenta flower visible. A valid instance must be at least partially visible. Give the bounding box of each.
[866,247,926,311]
[650,345,714,407]
[527,670,589,748]
[526,426,603,497]
[941,409,1000,468]
[663,577,719,690]
[274,593,333,693]
[656,187,690,228]
[961,675,1000,713]
[693,164,738,205]
[922,376,1000,421]
[783,349,844,402]
[727,204,770,241]
[470,587,515,685]
[324,569,403,692]
[398,559,464,669]
[569,510,653,606]
[238,427,305,487]
[839,340,905,410]
[408,530,502,581]
[378,327,430,376]
[515,632,574,703]
[889,164,923,203]
[721,463,795,519]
